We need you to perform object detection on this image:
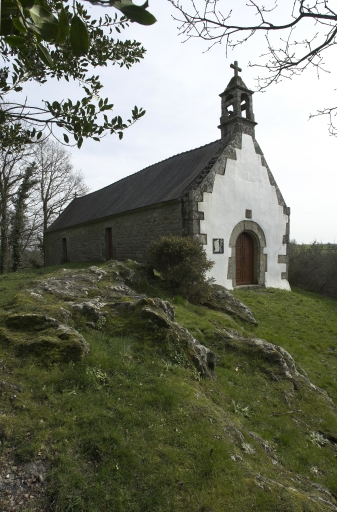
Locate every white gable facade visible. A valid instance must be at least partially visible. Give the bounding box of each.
[198,134,290,290]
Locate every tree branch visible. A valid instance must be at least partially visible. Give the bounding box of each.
[169,0,337,135]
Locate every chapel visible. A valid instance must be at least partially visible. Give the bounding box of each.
[44,62,290,290]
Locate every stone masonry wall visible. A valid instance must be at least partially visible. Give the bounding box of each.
[44,201,183,266]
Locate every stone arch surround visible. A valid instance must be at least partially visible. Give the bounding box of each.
[227,220,267,288]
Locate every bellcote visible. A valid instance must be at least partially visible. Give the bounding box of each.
[218,61,257,139]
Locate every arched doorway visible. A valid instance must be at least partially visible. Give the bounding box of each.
[235,232,255,285]
[228,220,267,288]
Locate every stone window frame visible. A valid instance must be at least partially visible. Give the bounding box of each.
[227,220,267,288]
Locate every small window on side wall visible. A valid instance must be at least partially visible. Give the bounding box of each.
[62,238,69,263]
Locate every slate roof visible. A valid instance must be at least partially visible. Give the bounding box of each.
[46,139,225,232]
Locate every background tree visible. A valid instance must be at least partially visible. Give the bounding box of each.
[10,164,37,271]
[0,1,156,148]
[0,138,88,272]
[170,0,337,135]
[289,241,337,300]
[0,140,34,273]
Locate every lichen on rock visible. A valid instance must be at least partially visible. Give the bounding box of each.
[206,284,258,325]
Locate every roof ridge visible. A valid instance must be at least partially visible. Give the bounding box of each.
[75,139,222,200]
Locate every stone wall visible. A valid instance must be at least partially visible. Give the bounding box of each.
[44,200,183,266]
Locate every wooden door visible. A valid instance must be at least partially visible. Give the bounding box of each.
[62,238,68,263]
[105,228,113,260]
[236,232,254,285]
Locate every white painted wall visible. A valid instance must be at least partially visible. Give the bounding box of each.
[199,134,290,290]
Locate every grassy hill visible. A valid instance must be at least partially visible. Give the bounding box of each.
[0,261,337,512]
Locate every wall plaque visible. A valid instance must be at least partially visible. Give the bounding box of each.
[213,238,224,254]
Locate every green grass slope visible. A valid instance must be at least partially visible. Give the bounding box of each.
[0,263,336,512]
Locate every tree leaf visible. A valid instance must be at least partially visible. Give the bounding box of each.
[4,35,26,48]
[113,1,156,25]
[29,5,57,25]
[37,43,54,67]
[12,18,27,34]
[63,133,69,143]
[122,6,156,25]
[32,21,59,41]
[56,7,69,44]
[70,15,89,57]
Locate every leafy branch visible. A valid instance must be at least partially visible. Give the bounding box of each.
[0,0,156,147]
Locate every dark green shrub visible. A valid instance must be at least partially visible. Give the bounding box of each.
[149,236,214,303]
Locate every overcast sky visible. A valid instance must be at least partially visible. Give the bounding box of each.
[20,0,337,243]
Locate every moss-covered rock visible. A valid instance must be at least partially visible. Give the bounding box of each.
[137,297,175,321]
[5,313,59,331]
[140,306,172,328]
[2,314,89,363]
[16,331,88,363]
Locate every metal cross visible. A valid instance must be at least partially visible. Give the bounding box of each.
[230,61,242,77]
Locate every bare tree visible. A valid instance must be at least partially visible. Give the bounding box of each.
[169,0,337,134]
[31,140,89,235]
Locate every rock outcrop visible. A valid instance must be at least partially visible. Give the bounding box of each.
[3,262,217,376]
[205,284,258,325]
[217,327,336,407]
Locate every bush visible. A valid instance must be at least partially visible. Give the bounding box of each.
[148,236,214,303]
[289,241,337,300]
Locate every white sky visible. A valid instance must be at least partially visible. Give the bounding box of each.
[18,0,337,243]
